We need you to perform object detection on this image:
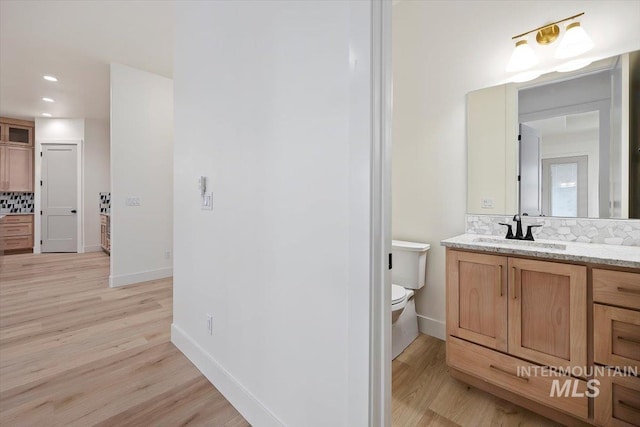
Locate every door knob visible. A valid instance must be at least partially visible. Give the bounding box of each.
[71,209,77,213]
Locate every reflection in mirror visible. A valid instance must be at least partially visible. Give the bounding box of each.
[518,69,619,218]
[466,50,640,219]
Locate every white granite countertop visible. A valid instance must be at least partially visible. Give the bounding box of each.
[441,234,640,269]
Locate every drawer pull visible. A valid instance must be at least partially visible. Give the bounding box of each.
[617,286,640,295]
[489,364,529,382]
[618,335,640,345]
[618,400,640,413]
[497,265,503,297]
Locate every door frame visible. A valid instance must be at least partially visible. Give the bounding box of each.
[370,0,392,425]
[34,139,83,254]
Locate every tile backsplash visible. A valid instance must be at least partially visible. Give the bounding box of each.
[466,214,640,247]
[0,192,34,214]
[100,192,111,214]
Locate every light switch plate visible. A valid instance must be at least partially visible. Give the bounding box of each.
[201,192,213,210]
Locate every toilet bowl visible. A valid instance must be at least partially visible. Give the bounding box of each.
[391,284,411,322]
[391,240,430,359]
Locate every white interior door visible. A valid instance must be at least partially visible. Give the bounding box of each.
[42,144,78,253]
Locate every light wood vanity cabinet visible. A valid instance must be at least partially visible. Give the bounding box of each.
[447,248,639,426]
[592,269,640,427]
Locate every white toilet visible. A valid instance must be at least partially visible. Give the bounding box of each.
[391,240,430,360]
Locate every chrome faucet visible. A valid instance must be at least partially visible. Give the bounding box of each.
[499,215,542,241]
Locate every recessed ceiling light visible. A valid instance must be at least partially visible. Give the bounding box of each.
[43,75,58,82]
[42,97,54,102]
[42,113,52,117]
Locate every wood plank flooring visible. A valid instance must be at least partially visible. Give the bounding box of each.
[1,251,564,426]
[392,334,562,426]
[0,252,249,427]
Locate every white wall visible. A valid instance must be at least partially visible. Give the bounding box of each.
[109,63,172,287]
[84,119,110,251]
[392,0,640,340]
[34,118,84,253]
[172,2,374,426]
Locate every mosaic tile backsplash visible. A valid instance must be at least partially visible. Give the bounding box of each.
[100,192,111,214]
[0,192,34,214]
[466,214,640,247]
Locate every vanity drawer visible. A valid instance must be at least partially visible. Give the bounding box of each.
[2,215,33,224]
[594,269,640,310]
[595,370,640,427]
[0,235,33,251]
[0,223,32,237]
[447,337,588,420]
[595,304,640,371]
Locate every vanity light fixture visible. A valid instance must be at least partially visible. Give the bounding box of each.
[506,39,538,72]
[555,21,594,59]
[506,12,592,73]
[42,97,54,102]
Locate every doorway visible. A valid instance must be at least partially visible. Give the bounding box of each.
[41,143,79,252]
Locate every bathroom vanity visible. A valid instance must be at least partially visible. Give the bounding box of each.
[442,235,640,427]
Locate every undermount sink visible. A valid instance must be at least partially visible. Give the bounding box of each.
[473,236,567,251]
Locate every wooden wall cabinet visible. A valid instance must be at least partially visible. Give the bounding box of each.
[0,118,35,192]
[446,248,639,426]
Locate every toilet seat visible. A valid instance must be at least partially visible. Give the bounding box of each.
[391,284,407,309]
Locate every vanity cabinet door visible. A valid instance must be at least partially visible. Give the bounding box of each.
[508,258,587,369]
[447,250,508,352]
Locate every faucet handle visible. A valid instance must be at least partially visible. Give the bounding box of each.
[499,222,514,239]
[524,224,543,241]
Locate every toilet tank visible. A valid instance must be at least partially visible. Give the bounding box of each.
[392,240,430,290]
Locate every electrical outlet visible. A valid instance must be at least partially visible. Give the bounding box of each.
[164,250,171,260]
[206,314,213,335]
[481,198,494,209]
[126,197,141,206]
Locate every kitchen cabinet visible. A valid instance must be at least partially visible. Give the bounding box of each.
[0,214,34,252]
[0,118,34,191]
[100,214,110,254]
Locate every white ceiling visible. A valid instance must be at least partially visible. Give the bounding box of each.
[0,0,173,121]
[526,110,600,138]
[1,1,639,122]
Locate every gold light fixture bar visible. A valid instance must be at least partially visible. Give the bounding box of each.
[512,12,585,44]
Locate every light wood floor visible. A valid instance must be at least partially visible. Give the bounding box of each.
[392,334,562,426]
[1,251,563,427]
[0,252,249,427]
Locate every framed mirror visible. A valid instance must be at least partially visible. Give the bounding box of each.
[467,50,639,219]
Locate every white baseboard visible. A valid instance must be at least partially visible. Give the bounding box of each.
[83,245,103,253]
[109,267,173,287]
[417,314,446,341]
[171,324,284,427]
